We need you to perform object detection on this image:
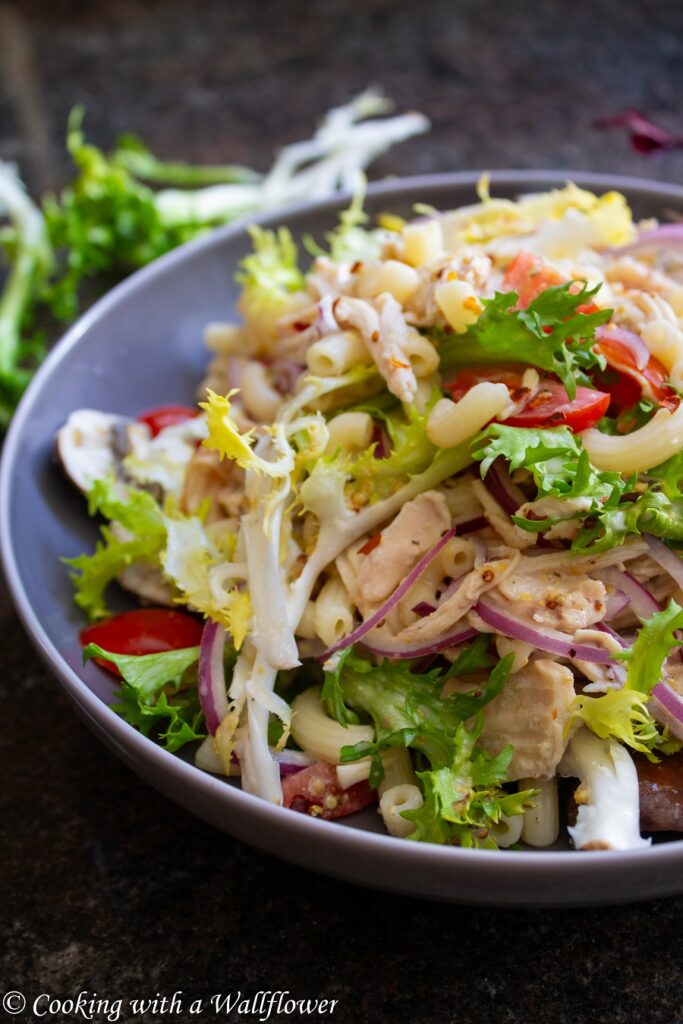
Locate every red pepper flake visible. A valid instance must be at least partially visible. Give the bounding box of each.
[351,260,363,273]
[389,357,411,370]
[371,330,380,342]
[359,533,382,556]
[595,109,683,154]
[293,320,311,332]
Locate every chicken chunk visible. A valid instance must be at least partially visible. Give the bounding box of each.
[351,490,451,608]
[333,293,418,403]
[495,571,606,632]
[480,658,576,781]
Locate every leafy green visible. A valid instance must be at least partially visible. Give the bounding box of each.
[305,185,381,264]
[473,423,628,533]
[321,647,362,726]
[334,650,530,847]
[573,601,683,756]
[0,162,53,426]
[330,397,441,503]
[64,477,167,620]
[574,490,683,554]
[236,226,305,314]
[83,642,204,752]
[648,450,683,500]
[433,282,611,399]
[404,718,535,848]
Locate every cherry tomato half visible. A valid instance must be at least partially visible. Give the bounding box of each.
[594,328,679,411]
[137,404,199,437]
[80,609,203,676]
[503,380,610,431]
[502,250,566,308]
[281,761,377,819]
[444,368,610,433]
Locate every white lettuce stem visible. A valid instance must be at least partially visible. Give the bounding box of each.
[559,728,649,851]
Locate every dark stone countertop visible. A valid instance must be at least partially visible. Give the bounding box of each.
[1,2,683,1022]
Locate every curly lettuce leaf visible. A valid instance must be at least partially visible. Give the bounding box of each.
[236,225,305,313]
[573,601,683,757]
[433,282,611,399]
[84,642,205,752]
[64,478,167,620]
[200,389,294,478]
[404,717,536,848]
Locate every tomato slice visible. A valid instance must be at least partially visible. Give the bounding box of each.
[137,404,198,437]
[281,761,377,819]
[80,609,203,675]
[444,367,610,433]
[503,380,610,431]
[502,250,566,308]
[594,327,679,411]
[445,365,526,404]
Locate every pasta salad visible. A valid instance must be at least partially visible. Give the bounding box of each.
[59,181,683,851]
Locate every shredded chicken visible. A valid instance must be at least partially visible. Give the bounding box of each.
[386,550,520,647]
[480,658,576,781]
[333,294,418,403]
[494,571,607,632]
[346,490,451,608]
[181,447,246,523]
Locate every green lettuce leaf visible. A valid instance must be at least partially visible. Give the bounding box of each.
[64,477,167,621]
[433,282,611,399]
[84,642,205,753]
[573,601,683,757]
[236,225,305,314]
[334,650,531,846]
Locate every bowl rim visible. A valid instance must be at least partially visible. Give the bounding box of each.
[4,168,683,879]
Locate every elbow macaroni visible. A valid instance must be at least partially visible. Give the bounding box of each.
[379,785,424,838]
[313,577,355,647]
[306,330,370,376]
[291,686,374,764]
[582,404,683,473]
[325,411,374,455]
[520,777,560,848]
[426,383,510,449]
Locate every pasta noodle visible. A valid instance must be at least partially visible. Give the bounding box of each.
[379,785,424,837]
[291,686,374,764]
[306,330,370,376]
[426,383,510,449]
[582,404,683,473]
[313,577,355,647]
[520,777,560,847]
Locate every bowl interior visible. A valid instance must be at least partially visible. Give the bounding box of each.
[4,171,683,905]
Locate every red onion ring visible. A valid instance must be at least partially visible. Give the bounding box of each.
[603,589,629,621]
[360,624,478,661]
[644,535,683,590]
[474,597,616,663]
[320,526,457,659]
[597,566,660,618]
[483,460,524,516]
[595,324,650,371]
[198,620,230,735]
[651,682,683,741]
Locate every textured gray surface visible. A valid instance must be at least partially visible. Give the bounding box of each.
[1,1,683,1022]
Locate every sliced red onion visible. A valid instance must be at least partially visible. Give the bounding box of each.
[360,624,478,661]
[474,597,616,663]
[597,566,660,618]
[270,358,304,395]
[198,621,230,735]
[411,575,464,618]
[320,526,457,659]
[483,460,524,516]
[651,682,683,741]
[316,294,339,337]
[595,324,649,371]
[371,423,390,459]
[603,588,629,621]
[272,749,316,775]
[644,534,683,590]
[412,600,436,617]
